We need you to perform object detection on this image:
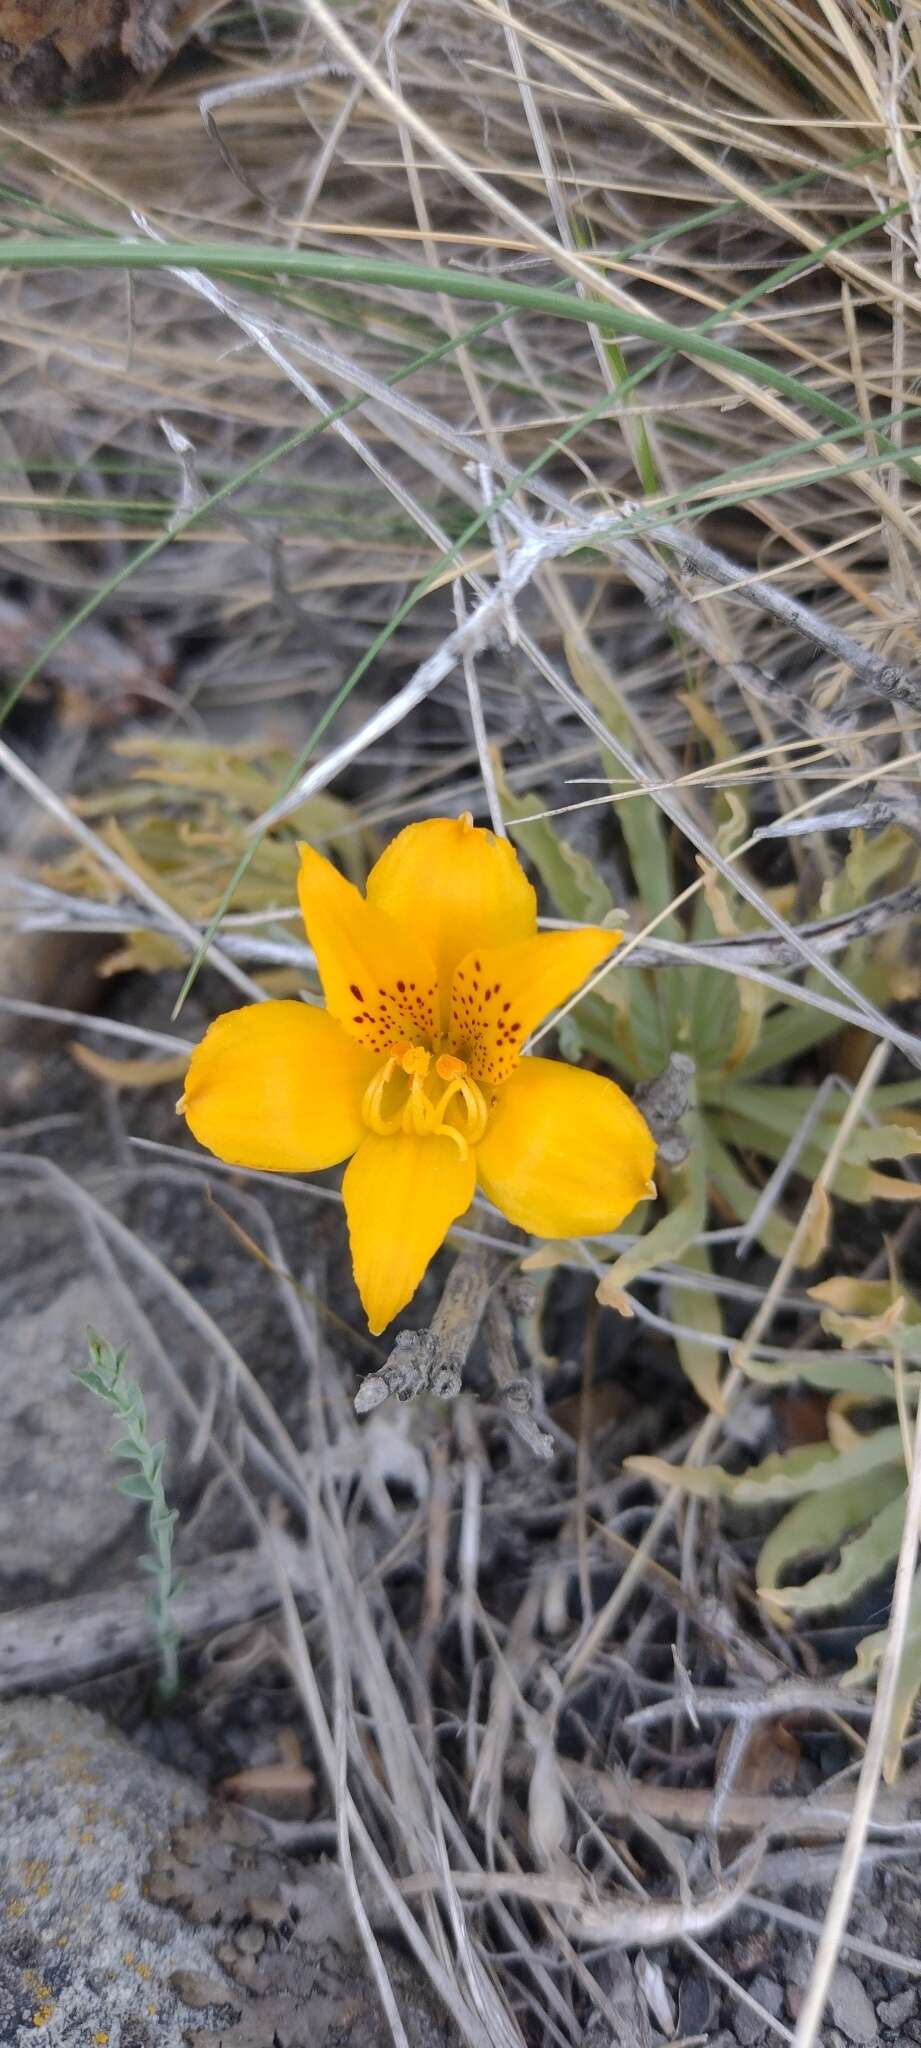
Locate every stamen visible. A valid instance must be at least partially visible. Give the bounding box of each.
[435,1052,466,1081]
[430,1069,488,1151]
[434,1120,468,1156]
[362,1052,403,1135]
[403,1075,433,1137]
[361,1041,488,1155]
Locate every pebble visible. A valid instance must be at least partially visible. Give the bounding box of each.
[878,1989,918,2028]
[678,1973,713,2035]
[855,1908,888,1943]
[733,2004,769,2045]
[788,1941,815,1989]
[828,1965,879,2046]
[732,1976,783,2046]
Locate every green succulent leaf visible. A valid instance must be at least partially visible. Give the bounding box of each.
[757,1465,905,1598]
[116,1472,154,1501]
[762,1488,906,1615]
[628,1427,905,1505]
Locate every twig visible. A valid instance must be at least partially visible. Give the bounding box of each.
[520,1751,921,1841]
[400,1849,765,1946]
[0,1548,290,1696]
[0,994,194,1055]
[657,518,921,713]
[355,1248,499,1413]
[484,1293,554,1458]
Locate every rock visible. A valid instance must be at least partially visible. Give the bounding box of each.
[828,1966,878,2045]
[788,1941,816,1988]
[578,1952,652,2047]
[0,1696,460,2047]
[878,1990,917,2028]
[0,1276,166,1603]
[734,2002,768,2043]
[733,1975,783,2044]
[0,1693,219,2048]
[678,1972,713,2035]
[856,1909,889,1943]
[750,1976,783,2016]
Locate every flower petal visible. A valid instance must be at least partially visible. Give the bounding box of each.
[366,814,536,1027]
[181,1000,376,1171]
[451,927,621,1084]
[298,842,438,1053]
[343,1131,475,1334]
[476,1056,656,1236]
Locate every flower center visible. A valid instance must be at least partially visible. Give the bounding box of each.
[361,1041,488,1158]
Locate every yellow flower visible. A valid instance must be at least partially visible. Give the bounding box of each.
[180,815,656,1334]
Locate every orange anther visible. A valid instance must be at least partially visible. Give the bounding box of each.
[435,1053,466,1080]
[400,1045,431,1079]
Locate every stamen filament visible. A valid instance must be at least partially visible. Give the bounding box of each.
[362,1044,488,1157]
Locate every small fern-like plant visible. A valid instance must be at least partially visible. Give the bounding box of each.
[75,1329,180,1702]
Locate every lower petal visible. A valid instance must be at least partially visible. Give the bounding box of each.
[476,1056,656,1237]
[181,1000,376,1172]
[343,1132,476,1334]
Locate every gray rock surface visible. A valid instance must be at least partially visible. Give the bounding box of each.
[0,1694,216,2048]
[828,1965,879,2046]
[733,1974,783,2045]
[0,1696,459,2047]
[0,1276,165,1603]
[878,1989,917,2028]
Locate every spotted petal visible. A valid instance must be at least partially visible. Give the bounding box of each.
[180,1000,376,1172]
[476,1056,656,1237]
[451,927,621,1085]
[366,814,536,1029]
[343,1130,476,1334]
[298,842,438,1054]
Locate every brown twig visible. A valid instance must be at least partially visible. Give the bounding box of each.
[354,1247,499,1413]
[0,1547,292,1696]
[484,1292,554,1459]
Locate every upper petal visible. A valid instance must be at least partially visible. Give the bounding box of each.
[343,1130,475,1334]
[476,1056,656,1237]
[366,815,536,1027]
[180,1000,377,1172]
[451,927,620,1085]
[298,842,438,1053]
